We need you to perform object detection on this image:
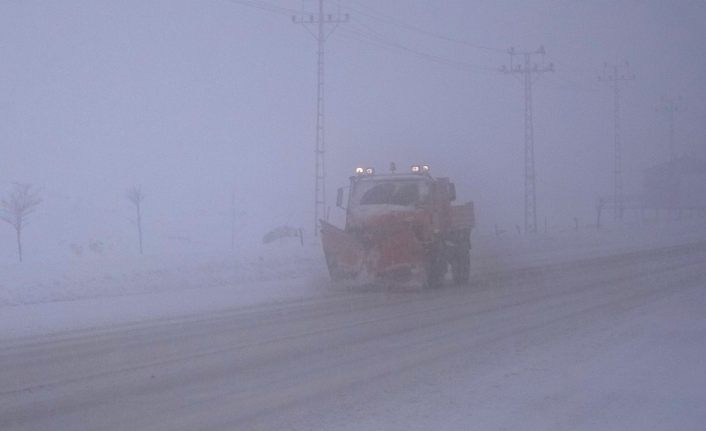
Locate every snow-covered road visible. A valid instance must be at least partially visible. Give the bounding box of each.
[2,240,705,430]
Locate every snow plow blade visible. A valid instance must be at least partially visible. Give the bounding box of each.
[320,220,366,282]
[320,219,428,288]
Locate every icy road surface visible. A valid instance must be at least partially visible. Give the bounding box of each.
[2,241,706,430]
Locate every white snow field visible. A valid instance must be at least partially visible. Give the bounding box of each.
[1,221,705,430]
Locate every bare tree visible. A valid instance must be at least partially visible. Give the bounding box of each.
[1,183,42,262]
[126,186,145,254]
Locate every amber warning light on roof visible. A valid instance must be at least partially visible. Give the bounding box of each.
[355,167,375,176]
[411,164,430,174]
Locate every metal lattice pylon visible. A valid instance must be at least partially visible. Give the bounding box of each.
[293,0,348,236]
[599,62,635,221]
[502,47,553,234]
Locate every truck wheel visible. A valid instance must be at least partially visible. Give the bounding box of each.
[426,249,446,288]
[451,248,470,285]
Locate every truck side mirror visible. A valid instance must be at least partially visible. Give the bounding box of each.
[449,183,457,202]
[336,187,344,208]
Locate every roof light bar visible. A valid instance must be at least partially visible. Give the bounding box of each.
[355,167,376,176]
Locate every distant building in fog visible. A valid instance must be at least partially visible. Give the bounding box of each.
[642,157,706,210]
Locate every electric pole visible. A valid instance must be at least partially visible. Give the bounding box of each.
[293,1,348,236]
[501,46,553,235]
[599,62,635,221]
[656,96,683,162]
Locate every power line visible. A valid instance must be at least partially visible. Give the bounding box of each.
[598,61,635,221]
[342,1,506,53]
[340,22,498,74]
[226,0,500,74]
[501,46,554,235]
[339,28,482,73]
[223,0,301,16]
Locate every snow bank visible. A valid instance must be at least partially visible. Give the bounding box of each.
[473,220,706,276]
[0,241,326,307]
[1,220,705,339]
[2,220,706,308]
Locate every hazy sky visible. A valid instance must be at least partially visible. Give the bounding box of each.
[1,0,705,260]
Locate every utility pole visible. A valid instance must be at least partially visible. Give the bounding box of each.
[599,62,635,221]
[501,46,553,235]
[656,96,683,162]
[293,1,348,236]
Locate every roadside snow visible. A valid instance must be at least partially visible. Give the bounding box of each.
[0,241,329,339]
[0,277,335,340]
[1,220,705,340]
[0,242,325,307]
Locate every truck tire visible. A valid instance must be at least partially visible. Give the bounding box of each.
[451,247,470,285]
[426,246,446,288]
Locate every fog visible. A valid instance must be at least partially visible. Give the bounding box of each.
[3,4,706,429]
[1,0,705,261]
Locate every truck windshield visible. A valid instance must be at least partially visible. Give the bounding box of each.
[353,180,427,207]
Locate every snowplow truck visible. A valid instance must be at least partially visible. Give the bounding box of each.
[321,164,475,288]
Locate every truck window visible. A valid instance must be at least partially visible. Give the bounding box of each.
[358,181,422,206]
[360,183,395,205]
[391,183,420,206]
